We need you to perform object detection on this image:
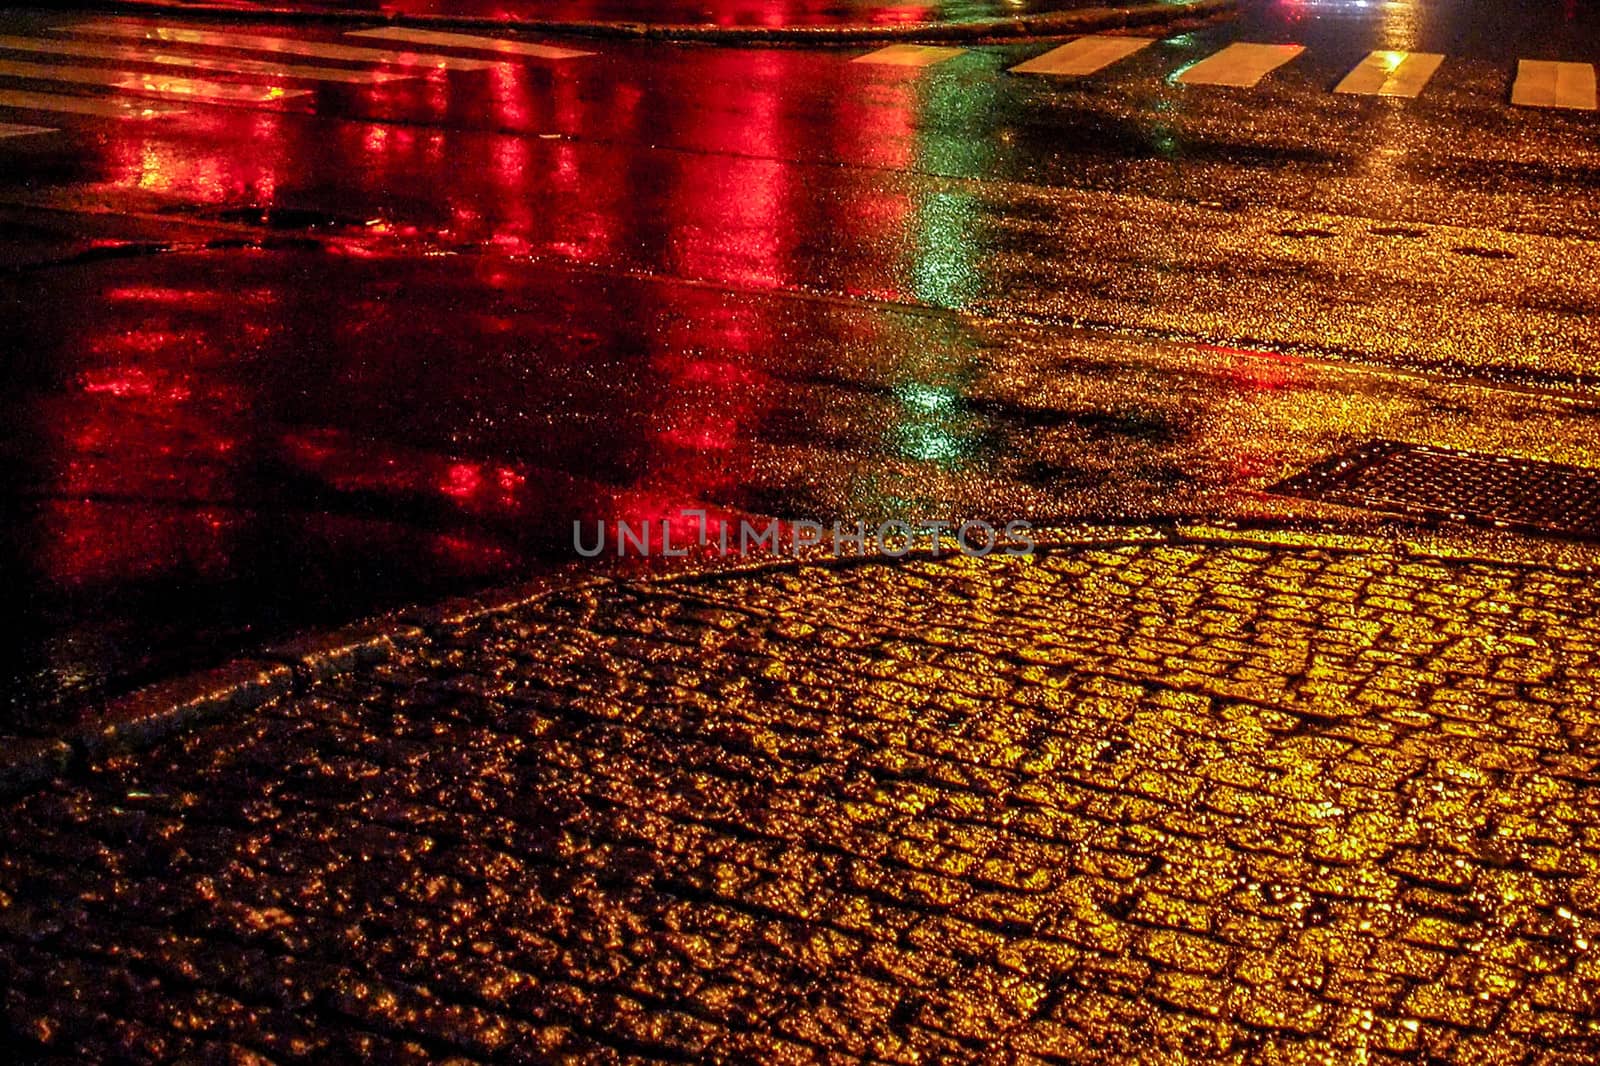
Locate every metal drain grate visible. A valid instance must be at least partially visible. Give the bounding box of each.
[1271,441,1600,538]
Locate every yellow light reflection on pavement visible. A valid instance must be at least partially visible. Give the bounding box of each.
[1334,50,1445,97]
[0,34,413,84]
[66,22,505,73]
[0,58,310,104]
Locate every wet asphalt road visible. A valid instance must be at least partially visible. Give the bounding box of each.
[3,0,1600,726]
[131,0,1106,25]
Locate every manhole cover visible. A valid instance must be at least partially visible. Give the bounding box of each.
[1270,440,1600,538]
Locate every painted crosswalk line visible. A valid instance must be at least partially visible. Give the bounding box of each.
[1334,50,1444,98]
[1010,36,1154,77]
[0,120,53,138]
[1174,42,1305,88]
[345,27,592,60]
[0,34,412,85]
[0,58,311,103]
[65,22,503,73]
[852,45,966,68]
[1511,59,1597,110]
[0,88,183,118]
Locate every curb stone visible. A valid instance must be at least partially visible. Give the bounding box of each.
[76,659,296,760]
[0,574,597,801]
[44,0,1237,43]
[261,619,429,684]
[3,518,1597,801]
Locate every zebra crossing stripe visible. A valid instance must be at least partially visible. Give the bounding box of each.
[853,45,966,68]
[64,22,503,72]
[0,34,413,84]
[0,57,311,103]
[0,120,53,138]
[1334,50,1444,98]
[1174,43,1305,88]
[345,27,592,60]
[1009,36,1154,77]
[1511,60,1597,110]
[0,88,183,117]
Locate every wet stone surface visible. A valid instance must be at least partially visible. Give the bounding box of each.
[4,535,1600,1063]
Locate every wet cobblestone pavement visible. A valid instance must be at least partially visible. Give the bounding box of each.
[4,530,1600,1064]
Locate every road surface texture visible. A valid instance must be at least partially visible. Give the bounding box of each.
[48,0,1115,30]
[4,0,1600,1060]
[5,526,1600,1062]
[3,0,1600,720]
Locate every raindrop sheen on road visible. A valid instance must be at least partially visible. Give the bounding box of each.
[5,0,1600,727]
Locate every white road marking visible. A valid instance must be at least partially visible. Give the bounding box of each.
[345,27,592,60]
[1334,50,1444,98]
[0,87,183,117]
[1175,42,1305,88]
[1009,36,1153,77]
[1511,59,1597,110]
[852,44,966,68]
[64,22,502,72]
[0,34,413,84]
[0,120,53,138]
[0,57,311,103]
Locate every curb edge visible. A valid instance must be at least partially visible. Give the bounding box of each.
[4,517,1595,802]
[44,0,1238,43]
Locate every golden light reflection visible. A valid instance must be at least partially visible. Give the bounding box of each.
[116,112,286,203]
